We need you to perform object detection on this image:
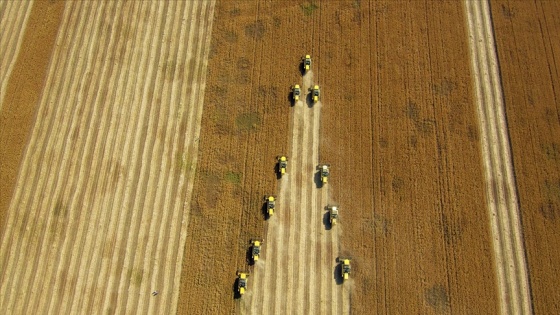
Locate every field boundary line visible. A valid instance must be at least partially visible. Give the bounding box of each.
[464,1,532,314]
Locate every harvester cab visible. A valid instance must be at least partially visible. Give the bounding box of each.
[312,85,320,103]
[293,85,301,102]
[339,258,352,280]
[328,205,339,225]
[236,271,250,295]
[264,195,276,216]
[318,164,330,184]
[304,55,311,72]
[277,156,288,175]
[251,239,264,262]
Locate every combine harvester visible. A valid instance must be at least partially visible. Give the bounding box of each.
[318,164,330,184]
[236,271,250,295]
[264,195,276,216]
[277,155,288,175]
[251,238,263,262]
[303,54,311,72]
[338,257,352,281]
[311,85,320,103]
[327,205,339,225]
[292,84,301,102]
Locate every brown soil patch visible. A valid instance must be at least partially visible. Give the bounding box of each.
[490,0,560,313]
[0,0,65,235]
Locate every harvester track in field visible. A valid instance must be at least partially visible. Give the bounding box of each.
[464,0,532,314]
[246,69,350,315]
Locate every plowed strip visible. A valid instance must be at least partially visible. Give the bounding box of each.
[464,1,532,314]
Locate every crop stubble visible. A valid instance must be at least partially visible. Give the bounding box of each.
[490,0,560,313]
[0,1,215,314]
[0,0,33,109]
[0,0,63,237]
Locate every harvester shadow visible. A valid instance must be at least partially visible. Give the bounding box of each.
[288,90,296,107]
[275,163,282,180]
[261,202,270,221]
[323,211,332,231]
[232,279,242,299]
[246,246,255,266]
[313,171,323,189]
[306,93,314,108]
[334,262,344,285]
[299,61,306,76]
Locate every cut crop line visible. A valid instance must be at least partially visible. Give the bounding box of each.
[0,0,33,108]
[464,1,532,314]
[144,0,191,312]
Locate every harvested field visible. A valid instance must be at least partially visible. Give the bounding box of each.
[0,0,63,235]
[0,1,214,314]
[0,0,33,108]
[490,0,560,313]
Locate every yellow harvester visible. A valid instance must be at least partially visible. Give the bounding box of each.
[237,271,249,295]
[304,55,311,72]
[339,258,352,280]
[293,85,301,101]
[277,156,288,175]
[318,164,330,184]
[264,195,276,216]
[251,239,263,262]
[328,206,339,225]
[312,85,320,103]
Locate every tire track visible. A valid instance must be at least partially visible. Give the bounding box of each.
[308,106,319,315]
[287,99,304,315]
[298,95,314,310]
[464,1,532,314]
[0,0,216,313]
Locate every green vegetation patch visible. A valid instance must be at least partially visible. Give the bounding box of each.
[245,20,265,40]
[224,171,242,184]
[301,2,318,16]
[235,112,261,131]
[425,284,450,310]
